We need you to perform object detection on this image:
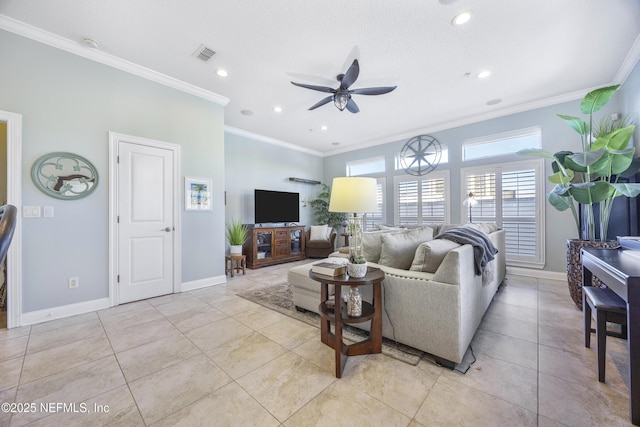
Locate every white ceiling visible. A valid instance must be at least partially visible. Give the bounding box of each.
[1,0,640,155]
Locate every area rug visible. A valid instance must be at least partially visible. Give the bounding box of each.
[237,281,426,366]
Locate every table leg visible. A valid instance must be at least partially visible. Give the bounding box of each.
[334,284,347,378]
[371,281,382,353]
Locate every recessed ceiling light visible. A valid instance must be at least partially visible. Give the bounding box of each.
[240,109,254,116]
[477,70,492,79]
[273,106,282,113]
[216,69,228,77]
[82,37,99,49]
[486,99,502,106]
[332,142,340,146]
[321,125,328,131]
[452,11,471,26]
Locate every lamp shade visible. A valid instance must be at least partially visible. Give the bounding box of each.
[463,192,479,207]
[328,177,378,213]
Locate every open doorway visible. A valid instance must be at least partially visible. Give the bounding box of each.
[0,121,6,327]
[0,110,22,329]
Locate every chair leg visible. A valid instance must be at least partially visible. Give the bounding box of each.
[596,311,607,383]
[584,291,591,348]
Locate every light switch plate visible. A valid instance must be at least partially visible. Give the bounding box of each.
[23,206,41,218]
[43,206,54,218]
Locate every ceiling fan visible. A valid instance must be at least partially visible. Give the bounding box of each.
[291,59,397,113]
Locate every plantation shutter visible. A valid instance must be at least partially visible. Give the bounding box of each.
[365,179,385,230]
[502,168,537,257]
[395,172,449,225]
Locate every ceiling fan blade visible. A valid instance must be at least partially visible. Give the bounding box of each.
[346,98,360,113]
[308,96,334,110]
[340,59,360,90]
[291,81,335,93]
[351,86,397,95]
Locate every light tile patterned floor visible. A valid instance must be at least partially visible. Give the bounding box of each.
[0,260,633,426]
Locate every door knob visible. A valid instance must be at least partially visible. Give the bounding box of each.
[163,227,172,232]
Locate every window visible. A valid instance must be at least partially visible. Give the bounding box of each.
[364,178,386,231]
[462,159,544,268]
[463,127,541,161]
[346,156,385,176]
[394,171,450,225]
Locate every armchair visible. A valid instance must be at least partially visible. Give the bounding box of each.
[305,227,337,258]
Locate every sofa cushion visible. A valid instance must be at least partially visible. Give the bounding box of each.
[310,225,329,241]
[378,226,434,269]
[362,229,401,263]
[410,239,462,273]
[464,222,499,235]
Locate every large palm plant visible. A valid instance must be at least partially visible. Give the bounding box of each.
[519,85,640,241]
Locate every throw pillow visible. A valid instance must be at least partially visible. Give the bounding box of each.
[464,222,498,235]
[362,229,406,263]
[310,225,329,241]
[410,239,462,273]
[378,226,434,269]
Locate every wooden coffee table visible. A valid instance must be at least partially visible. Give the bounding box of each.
[309,267,385,378]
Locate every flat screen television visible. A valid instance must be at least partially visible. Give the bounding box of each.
[254,189,300,224]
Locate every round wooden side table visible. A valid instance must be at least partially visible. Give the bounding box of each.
[309,267,385,378]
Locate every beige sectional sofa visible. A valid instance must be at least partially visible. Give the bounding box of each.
[288,223,506,368]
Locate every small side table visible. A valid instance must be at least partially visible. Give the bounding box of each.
[225,254,246,277]
[309,267,385,378]
[340,232,350,247]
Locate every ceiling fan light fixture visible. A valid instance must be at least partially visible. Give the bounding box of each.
[333,93,350,111]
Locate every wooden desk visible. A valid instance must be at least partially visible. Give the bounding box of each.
[309,267,385,378]
[582,248,640,425]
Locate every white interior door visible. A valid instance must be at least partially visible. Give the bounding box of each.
[117,140,175,303]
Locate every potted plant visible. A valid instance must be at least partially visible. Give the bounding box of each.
[225,218,248,255]
[310,183,347,229]
[518,84,640,308]
[347,254,368,278]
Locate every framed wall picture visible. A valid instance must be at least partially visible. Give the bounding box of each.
[185,177,212,211]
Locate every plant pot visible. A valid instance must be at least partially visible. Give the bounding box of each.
[566,239,619,310]
[347,263,368,278]
[230,245,243,255]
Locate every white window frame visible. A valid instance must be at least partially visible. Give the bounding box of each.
[461,158,545,268]
[393,170,450,225]
[364,177,386,231]
[463,126,541,161]
[346,156,386,176]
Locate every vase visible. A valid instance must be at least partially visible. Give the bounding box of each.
[230,245,243,255]
[347,263,367,278]
[566,239,619,310]
[347,286,362,317]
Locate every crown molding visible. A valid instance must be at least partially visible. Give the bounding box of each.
[0,15,229,106]
[614,32,640,84]
[224,126,324,157]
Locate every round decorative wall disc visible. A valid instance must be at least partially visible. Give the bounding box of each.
[399,135,442,176]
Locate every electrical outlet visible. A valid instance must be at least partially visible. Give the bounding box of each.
[68,277,79,289]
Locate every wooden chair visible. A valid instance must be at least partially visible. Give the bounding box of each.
[583,285,627,382]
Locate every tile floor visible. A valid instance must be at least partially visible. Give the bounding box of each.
[0,260,633,426]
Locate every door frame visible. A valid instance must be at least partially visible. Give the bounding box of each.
[0,110,22,328]
[108,132,181,307]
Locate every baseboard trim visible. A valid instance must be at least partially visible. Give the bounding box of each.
[507,266,566,282]
[180,275,227,292]
[21,297,111,327]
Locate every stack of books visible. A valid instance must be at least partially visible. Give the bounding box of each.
[311,262,346,276]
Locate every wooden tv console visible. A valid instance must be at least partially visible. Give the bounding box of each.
[243,225,306,268]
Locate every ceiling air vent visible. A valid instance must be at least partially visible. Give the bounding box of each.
[194,45,216,62]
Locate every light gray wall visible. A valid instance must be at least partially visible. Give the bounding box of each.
[323,93,631,273]
[224,131,324,228]
[0,30,225,312]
